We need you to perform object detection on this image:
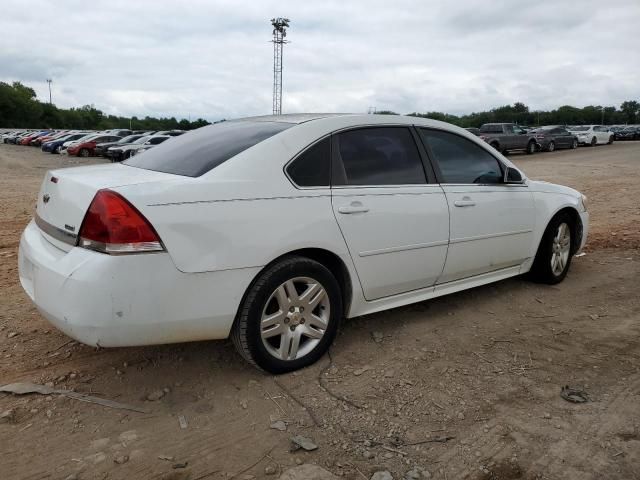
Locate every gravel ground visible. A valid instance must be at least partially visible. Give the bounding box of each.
[0,142,638,480]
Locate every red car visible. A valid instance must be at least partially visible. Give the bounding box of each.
[65,134,122,157]
[30,131,68,147]
[20,131,51,145]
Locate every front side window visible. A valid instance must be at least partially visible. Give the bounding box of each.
[333,127,426,186]
[286,137,330,187]
[419,129,503,184]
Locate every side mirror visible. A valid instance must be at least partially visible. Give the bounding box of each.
[504,167,524,184]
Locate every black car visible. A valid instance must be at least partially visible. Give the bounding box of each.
[615,126,640,141]
[94,134,147,157]
[530,126,578,151]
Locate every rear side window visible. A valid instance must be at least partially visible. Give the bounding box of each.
[125,121,292,177]
[333,127,426,186]
[286,137,330,187]
[479,124,504,133]
[419,129,503,184]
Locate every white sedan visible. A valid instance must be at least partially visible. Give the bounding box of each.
[568,125,614,146]
[19,114,588,372]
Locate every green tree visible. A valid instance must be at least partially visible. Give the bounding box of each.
[620,100,639,124]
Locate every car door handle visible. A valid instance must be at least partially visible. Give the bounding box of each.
[338,202,369,214]
[454,197,476,207]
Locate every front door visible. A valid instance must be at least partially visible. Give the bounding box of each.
[417,128,535,283]
[331,126,449,300]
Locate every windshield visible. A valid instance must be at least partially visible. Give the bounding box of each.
[117,135,143,143]
[125,121,292,177]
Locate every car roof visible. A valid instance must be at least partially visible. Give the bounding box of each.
[237,113,350,124]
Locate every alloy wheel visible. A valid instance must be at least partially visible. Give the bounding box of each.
[260,277,330,361]
[551,223,571,276]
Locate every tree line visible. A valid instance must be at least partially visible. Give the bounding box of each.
[383,100,640,127]
[2,81,639,130]
[0,81,211,130]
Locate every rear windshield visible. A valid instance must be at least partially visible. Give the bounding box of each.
[124,121,292,177]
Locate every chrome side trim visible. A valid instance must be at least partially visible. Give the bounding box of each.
[35,213,77,246]
[450,229,532,245]
[359,240,449,257]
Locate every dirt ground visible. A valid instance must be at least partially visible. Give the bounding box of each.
[0,142,638,480]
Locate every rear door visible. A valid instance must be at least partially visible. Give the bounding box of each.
[555,127,571,147]
[418,128,535,283]
[331,126,449,300]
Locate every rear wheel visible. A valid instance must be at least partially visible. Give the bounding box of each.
[231,256,342,373]
[529,214,574,284]
[607,135,614,144]
[570,138,578,149]
[590,136,597,146]
[54,145,62,154]
[79,148,90,157]
[490,141,500,151]
[526,140,536,155]
[547,141,555,152]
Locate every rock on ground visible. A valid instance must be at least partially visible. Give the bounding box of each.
[279,464,339,480]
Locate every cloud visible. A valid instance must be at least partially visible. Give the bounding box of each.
[0,0,638,121]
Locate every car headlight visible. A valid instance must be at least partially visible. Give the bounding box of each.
[580,194,588,212]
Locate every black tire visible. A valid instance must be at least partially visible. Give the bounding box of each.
[528,213,574,285]
[231,256,343,373]
[490,141,500,151]
[79,148,90,157]
[607,136,614,145]
[526,140,536,155]
[547,141,555,152]
[570,138,578,149]
[590,137,597,147]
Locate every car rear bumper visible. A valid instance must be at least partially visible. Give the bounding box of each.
[19,220,259,347]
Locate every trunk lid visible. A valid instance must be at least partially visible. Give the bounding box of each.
[35,163,178,251]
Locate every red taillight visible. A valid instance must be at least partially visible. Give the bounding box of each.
[78,189,164,254]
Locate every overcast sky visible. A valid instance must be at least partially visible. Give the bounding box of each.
[1,0,639,121]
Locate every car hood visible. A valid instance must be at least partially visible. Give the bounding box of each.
[527,180,581,199]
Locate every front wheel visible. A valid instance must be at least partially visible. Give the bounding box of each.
[529,214,574,284]
[607,136,614,144]
[547,141,555,152]
[590,137,597,147]
[231,256,342,373]
[570,139,578,149]
[79,148,90,157]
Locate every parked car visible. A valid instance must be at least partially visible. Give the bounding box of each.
[568,125,614,146]
[19,114,589,373]
[20,131,51,145]
[107,135,170,162]
[106,129,133,137]
[478,123,538,154]
[3,131,29,143]
[59,133,98,151]
[31,131,67,147]
[154,130,185,137]
[128,136,172,157]
[614,126,640,141]
[65,135,122,157]
[42,133,90,154]
[94,135,148,157]
[529,126,578,151]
